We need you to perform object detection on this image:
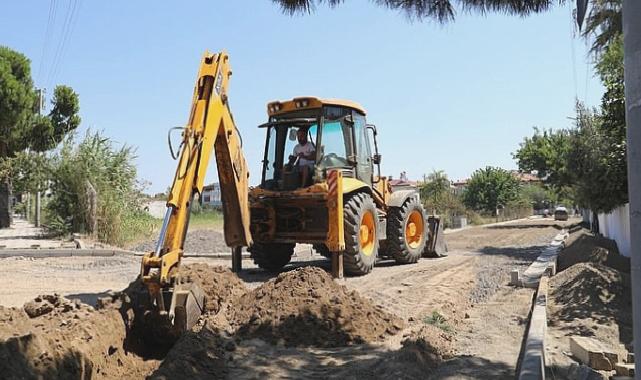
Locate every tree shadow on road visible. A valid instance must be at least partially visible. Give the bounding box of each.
[477,245,546,262]
[486,223,568,230]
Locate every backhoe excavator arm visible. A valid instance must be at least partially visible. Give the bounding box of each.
[140,52,252,325]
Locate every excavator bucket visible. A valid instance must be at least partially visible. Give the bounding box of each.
[168,281,205,334]
[132,279,205,345]
[423,216,448,258]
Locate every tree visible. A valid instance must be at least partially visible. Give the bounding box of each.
[521,183,554,210]
[512,127,574,192]
[462,166,521,212]
[515,36,626,213]
[567,106,626,213]
[418,170,466,227]
[582,0,622,55]
[420,170,450,201]
[273,0,557,21]
[569,35,627,213]
[462,167,516,212]
[0,46,80,227]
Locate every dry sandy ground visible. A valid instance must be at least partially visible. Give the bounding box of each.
[0,217,574,379]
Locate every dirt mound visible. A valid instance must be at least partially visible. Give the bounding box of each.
[549,262,632,344]
[230,267,404,347]
[149,328,232,380]
[176,263,247,315]
[0,264,407,378]
[0,294,159,379]
[0,264,245,379]
[398,325,454,368]
[558,230,630,273]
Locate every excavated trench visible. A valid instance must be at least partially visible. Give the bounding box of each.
[0,264,405,379]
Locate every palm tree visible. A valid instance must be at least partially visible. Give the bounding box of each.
[582,0,622,55]
[274,0,621,54]
[272,0,559,22]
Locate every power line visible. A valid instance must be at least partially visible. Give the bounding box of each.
[46,0,79,88]
[37,0,57,85]
[50,0,82,86]
[47,0,75,87]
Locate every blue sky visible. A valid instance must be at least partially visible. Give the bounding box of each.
[2,0,602,192]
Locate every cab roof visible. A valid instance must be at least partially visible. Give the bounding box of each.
[267,96,366,116]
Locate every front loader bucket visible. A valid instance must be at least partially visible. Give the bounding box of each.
[423,216,448,258]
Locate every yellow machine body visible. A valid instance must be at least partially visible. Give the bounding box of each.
[140,52,445,336]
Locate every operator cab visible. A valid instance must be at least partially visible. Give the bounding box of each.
[259,97,380,191]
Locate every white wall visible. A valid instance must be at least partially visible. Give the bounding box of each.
[597,203,631,257]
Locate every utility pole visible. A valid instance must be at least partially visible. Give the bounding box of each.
[622,1,641,378]
[34,88,45,227]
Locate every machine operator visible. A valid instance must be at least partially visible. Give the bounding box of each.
[289,127,315,187]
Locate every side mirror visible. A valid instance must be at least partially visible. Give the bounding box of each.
[373,154,382,164]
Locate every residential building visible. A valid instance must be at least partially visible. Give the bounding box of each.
[201,183,222,208]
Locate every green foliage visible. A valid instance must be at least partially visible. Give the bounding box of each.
[420,170,450,200]
[567,105,627,213]
[0,47,80,159]
[419,170,466,227]
[31,86,81,152]
[513,127,573,192]
[582,0,622,56]
[46,131,141,245]
[514,35,626,214]
[0,46,36,157]
[423,311,452,333]
[274,0,556,22]
[0,46,80,227]
[520,184,551,210]
[118,210,161,247]
[189,209,224,230]
[462,167,521,213]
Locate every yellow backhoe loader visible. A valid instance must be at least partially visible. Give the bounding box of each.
[139,51,446,337]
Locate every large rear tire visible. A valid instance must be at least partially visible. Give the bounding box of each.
[344,193,379,275]
[387,197,427,264]
[249,243,295,272]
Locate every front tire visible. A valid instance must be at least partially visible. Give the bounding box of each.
[248,243,294,272]
[387,197,427,264]
[343,193,379,275]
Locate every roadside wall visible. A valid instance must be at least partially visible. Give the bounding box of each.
[597,203,631,257]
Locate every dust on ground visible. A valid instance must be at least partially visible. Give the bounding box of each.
[0,217,572,379]
[0,255,140,307]
[546,228,632,379]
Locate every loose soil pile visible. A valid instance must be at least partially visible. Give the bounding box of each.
[176,263,247,315]
[1,264,405,379]
[549,262,632,343]
[0,294,159,379]
[230,267,404,347]
[557,229,630,273]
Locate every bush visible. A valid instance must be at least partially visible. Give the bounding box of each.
[46,131,142,245]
